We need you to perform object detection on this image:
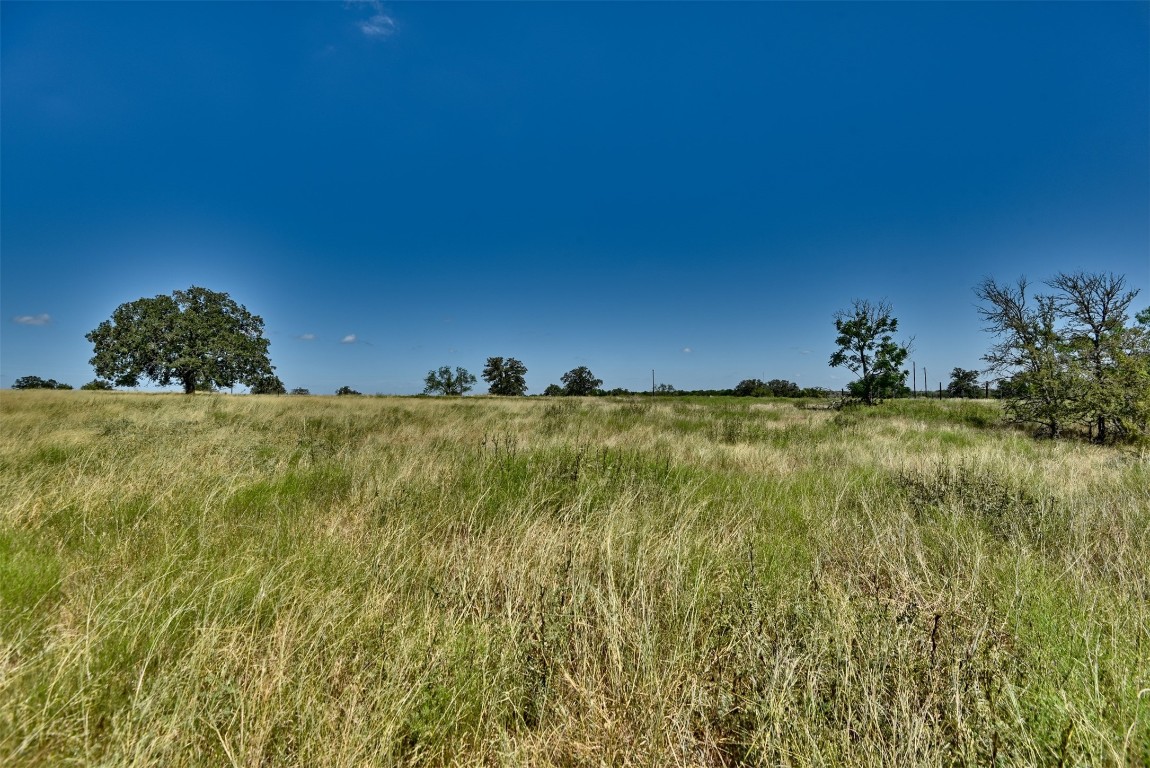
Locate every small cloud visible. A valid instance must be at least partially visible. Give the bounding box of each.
[13,314,51,326]
[341,334,357,344]
[682,347,692,354]
[359,13,396,38]
[354,1,396,38]
[298,333,316,341]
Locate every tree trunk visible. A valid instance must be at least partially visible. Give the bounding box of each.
[182,375,196,395]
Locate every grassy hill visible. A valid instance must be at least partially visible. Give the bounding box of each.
[2,391,1147,766]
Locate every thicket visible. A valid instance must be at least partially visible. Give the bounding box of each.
[976,272,1149,442]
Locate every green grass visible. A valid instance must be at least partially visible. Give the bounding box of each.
[1,391,1147,766]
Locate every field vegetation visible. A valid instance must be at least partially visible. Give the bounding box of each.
[1,391,1147,766]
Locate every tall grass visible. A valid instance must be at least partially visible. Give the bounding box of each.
[1,391,1147,766]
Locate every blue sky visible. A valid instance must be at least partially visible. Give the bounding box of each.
[2,1,1147,395]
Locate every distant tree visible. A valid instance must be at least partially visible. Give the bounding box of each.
[424,366,476,396]
[733,378,768,397]
[606,387,631,396]
[766,379,801,397]
[80,379,115,391]
[542,384,564,397]
[335,385,362,396]
[560,366,602,396]
[655,383,676,394]
[947,368,982,399]
[847,377,909,401]
[87,286,276,395]
[992,376,1026,400]
[13,376,68,390]
[829,299,911,405]
[482,357,528,396]
[249,374,287,395]
[290,387,311,396]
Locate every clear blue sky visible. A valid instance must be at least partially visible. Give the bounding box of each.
[3,1,1147,395]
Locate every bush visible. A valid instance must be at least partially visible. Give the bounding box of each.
[80,380,115,391]
[249,375,287,395]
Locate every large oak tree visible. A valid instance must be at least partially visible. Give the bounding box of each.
[87,286,276,395]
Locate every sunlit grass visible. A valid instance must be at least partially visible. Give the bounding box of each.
[1,391,1147,765]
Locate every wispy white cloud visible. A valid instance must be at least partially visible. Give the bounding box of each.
[298,333,316,341]
[355,2,396,39]
[360,13,396,38]
[13,314,51,326]
[682,347,692,354]
[341,334,357,344]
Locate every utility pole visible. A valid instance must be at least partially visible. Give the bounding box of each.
[652,369,655,397]
[923,367,927,398]
[912,361,916,397]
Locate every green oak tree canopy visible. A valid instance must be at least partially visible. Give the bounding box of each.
[86,286,276,395]
[561,366,602,396]
[482,357,528,396]
[424,366,476,396]
[947,368,982,399]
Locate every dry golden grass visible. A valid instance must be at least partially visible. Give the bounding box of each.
[1,391,1147,766]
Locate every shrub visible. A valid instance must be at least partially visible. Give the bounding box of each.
[80,380,114,391]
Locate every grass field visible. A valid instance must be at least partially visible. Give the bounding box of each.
[1,391,1147,766]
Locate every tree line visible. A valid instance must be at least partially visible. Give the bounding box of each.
[15,273,1145,442]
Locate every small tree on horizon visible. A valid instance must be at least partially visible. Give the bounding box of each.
[767,379,801,397]
[734,378,768,397]
[560,366,602,396]
[424,366,476,396]
[947,368,982,399]
[80,379,115,391]
[250,374,287,395]
[482,357,528,396]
